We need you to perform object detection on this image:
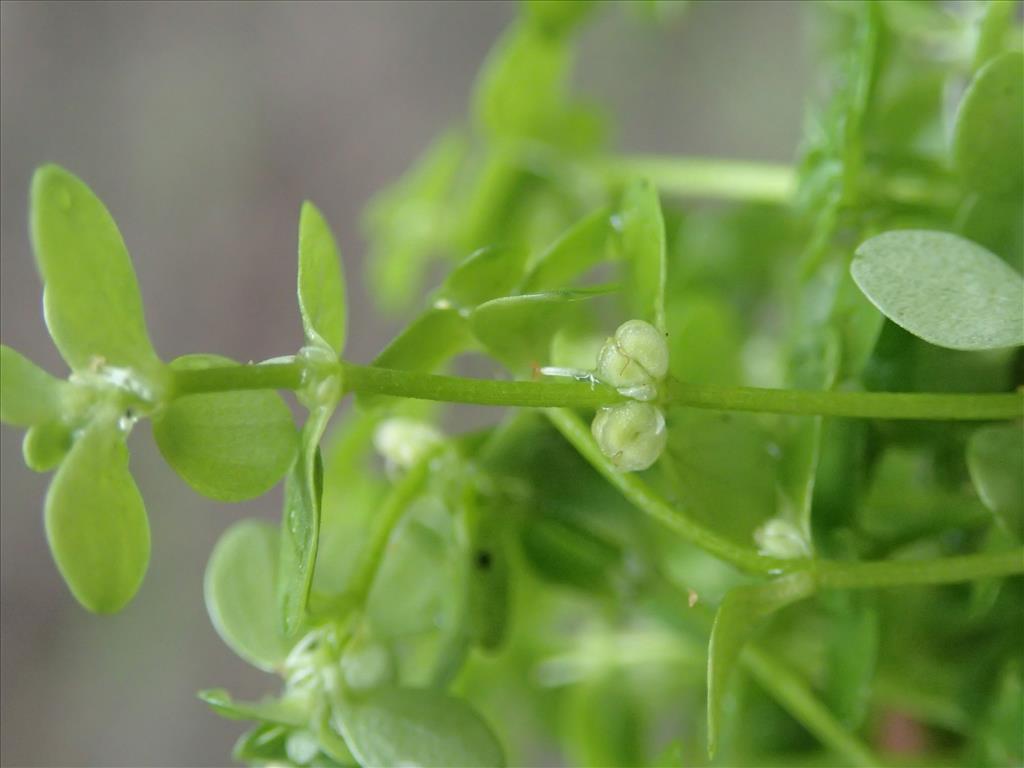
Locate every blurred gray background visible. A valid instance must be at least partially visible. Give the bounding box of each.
[0,2,806,765]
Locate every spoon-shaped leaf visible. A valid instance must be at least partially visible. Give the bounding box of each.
[298,202,347,355]
[851,230,1024,350]
[154,355,298,502]
[205,520,291,671]
[44,419,150,613]
[952,51,1024,196]
[22,421,73,472]
[0,344,69,426]
[30,165,164,381]
[707,573,815,756]
[279,409,330,636]
[334,686,505,768]
[618,179,666,331]
[968,424,1024,540]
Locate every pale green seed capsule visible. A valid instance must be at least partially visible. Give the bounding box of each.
[591,401,667,472]
[596,319,669,401]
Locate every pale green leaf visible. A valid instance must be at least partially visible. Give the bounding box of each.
[851,230,1024,350]
[520,207,612,292]
[198,688,305,727]
[22,421,72,472]
[298,201,347,355]
[440,245,528,309]
[153,355,298,502]
[0,344,69,426]
[205,520,291,671]
[707,573,815,756]
[618,179,666,330]
[953,51,1024,196]
[968,424,1024,539]
[335,687,505,768]
[44,419,149,613]
[30,165,163,379]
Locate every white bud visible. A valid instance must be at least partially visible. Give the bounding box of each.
[596,319,669,400]
[591,401,667,472]
[373,418,444,469]
[754,518,812,559]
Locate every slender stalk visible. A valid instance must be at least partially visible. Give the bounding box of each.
[815,548,1024,589]
[172,361,305,396]
[603,156,795,203]
[341,362,619,408]
[545,407,793,575]
[665,378,1024,421]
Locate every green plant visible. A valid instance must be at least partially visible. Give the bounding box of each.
[2,1,1023,765]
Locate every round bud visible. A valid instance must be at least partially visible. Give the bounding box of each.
[373,418,444,469]
[753,518,811,559]
[595,319,669,400]
[591,402,667,472]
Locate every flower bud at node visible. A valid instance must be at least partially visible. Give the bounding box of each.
[373,418,444,470]
[591,401,667,472]
[753,518,812,559]
[596,319,669,401]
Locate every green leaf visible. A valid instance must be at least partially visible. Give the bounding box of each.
[334,687,505,768]
[198,688,306,727]
[953,51,1024,197]
[0,345,69,426]
[298,201,347,355]
[706,573,815,756]
[279,409,330,636]
[44,419,149,613]
[153,355,298,502]
[851,230,1024,350]
[618,179,667,330]
[823,591,878,729]
[470,287,613,373]
[440,245,528,309]
[22,421,72,472]
[520,207,612,292]
[967,424,1024,539]
[204,519,291,671]
[29,165,164,380]
[232,724,291,766]
[524,0,597,36]
[464,505,510,652]
[519,515,622,594]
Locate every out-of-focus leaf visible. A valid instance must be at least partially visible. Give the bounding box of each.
[22,421,72,472]
[851,230,1024,350]
[29,165,164,382]
[973,0,1018,71]
[953,51,1024,197]
[823,590,878,729]
[440,245,528,309]
[519,515,622,594]
[520,207,613,292]
[465,505,510,652]
[205,520,290,671]
[666,294,743,386]
[44,419,149,613]
[154,355,298,502]
[334,687,505,768]
[564,672,644,768]
[298,201,347,355]
[524,0,597,36]
[471,287,613,373]
[617,179,666,331]
[967,424,1024,539]
[968,660,1024,767]
[706,573,815,756]
[958,192,1024,273]
[0,345,68,426]
[198,688,306,727]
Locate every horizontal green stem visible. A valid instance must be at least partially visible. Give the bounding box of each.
[172,361,305,396]
[815,548,1024,590]
[546,407,792,575]
[665,378,1023,421]
[604,155,795,203]
[341,362,620,408]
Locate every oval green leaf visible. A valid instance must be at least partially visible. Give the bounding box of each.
[22,421,72,472]
[0,344,69,426]
[952,51,1024,196]
[707,573,815,756]
[617,179,667,331]
[968,424,1024,540]
[44,420,150,613]
[298,201,347,355]
[153,355,298,502]
[336,687,505,768]
[440,245,528,309]
[205,519,291,670]
[30,165,163,379]
[520,207,612,293]
[851,230,1024,350]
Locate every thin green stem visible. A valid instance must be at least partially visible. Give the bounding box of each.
[815,548,1024,589]
[665,378,1024,421]
[172,361,305,396]
[604,156,795,203]
[341,362,619,408]
[546,407,793,575]
[741,643,881,767]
